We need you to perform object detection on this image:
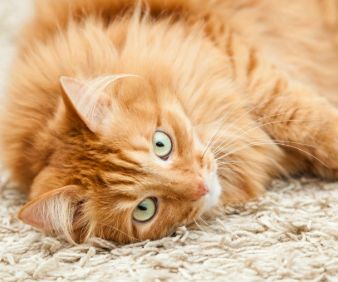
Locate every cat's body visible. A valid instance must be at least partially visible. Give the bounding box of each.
[1,0,338,243]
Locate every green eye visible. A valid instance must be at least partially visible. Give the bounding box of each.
[153,130,172,160]
[132,198,157,223]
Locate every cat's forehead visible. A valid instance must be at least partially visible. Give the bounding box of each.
[98,76,190,132]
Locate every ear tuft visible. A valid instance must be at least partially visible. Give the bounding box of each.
[60,76,83,95]
[18,186,86,243]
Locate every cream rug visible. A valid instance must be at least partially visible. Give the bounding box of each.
[1,1,338,281]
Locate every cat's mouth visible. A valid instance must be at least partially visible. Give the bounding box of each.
[201,171,222,213]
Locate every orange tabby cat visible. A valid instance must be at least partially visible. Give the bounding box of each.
[1,0,338,243]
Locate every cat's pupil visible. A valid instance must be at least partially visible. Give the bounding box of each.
[138,205,147,211]
[156,141,164,148]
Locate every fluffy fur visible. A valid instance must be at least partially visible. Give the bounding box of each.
[1,0,338,243]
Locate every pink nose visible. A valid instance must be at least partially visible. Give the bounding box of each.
[191,182,209,201]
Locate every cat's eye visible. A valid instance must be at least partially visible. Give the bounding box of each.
[153,130,172,160]
[132,198,157,223]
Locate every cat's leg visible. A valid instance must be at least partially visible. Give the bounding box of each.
[253,83,338,177]
[212,29,338,178]
[242,51,338,178]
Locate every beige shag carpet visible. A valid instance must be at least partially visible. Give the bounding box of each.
[0,1,338,281]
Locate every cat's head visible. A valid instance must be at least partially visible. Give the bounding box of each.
[17,18,280,244]
[18,73,222,243]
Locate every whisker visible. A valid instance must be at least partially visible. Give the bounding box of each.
[97,222,138,242]
[216,140,327,167]
[197,215,209,227]
[202,98,294,155]
[214,138,317,159]
[201,94,321,160]
[211,118,319,156]
[202,101,261,157]
[193,219,208,232]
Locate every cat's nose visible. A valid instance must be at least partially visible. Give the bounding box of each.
[191,182,209,201]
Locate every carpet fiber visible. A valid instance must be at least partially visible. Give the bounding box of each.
[0,1,338,281]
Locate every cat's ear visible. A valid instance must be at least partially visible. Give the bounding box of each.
[60,75,137,133]
[18,185,87,243]
[60,76,106,133]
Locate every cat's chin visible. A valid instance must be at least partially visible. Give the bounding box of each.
[201,171,222,213]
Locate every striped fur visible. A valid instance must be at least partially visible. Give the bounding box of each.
[1,0,338,243]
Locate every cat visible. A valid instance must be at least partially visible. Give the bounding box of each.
[1,0,338,244]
